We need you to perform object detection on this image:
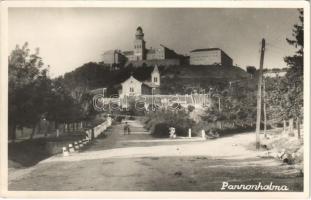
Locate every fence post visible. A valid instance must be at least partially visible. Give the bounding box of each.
[188,128,191,138]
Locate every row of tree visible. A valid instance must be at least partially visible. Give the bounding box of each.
[264,9,303,128]
[8,43,88,141]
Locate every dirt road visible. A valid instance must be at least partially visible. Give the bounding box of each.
[8,120,303,191]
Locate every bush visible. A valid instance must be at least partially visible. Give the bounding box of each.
[128,116,136,120]
[187,105,195,113]
[115,115,125,122]
[193,120,254,137]
[193,121,218,135]
[144,109,195,138]
[152,123,170,138]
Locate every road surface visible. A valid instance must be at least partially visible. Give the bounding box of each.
[9,120,303,191]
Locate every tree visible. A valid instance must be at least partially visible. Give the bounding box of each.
[9,42,87,141]
[264,9,304,136]
[202,83,257,129]
[246,66,256,78]
[45,78,86,125]
[8,42,47,141]
[283,9,303,120]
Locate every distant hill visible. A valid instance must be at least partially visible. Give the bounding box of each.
[59,62,252,96]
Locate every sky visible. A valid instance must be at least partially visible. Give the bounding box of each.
[9,8,300,77]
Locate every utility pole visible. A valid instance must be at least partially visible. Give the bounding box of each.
[263,76,267,138]
[256,38,265,150]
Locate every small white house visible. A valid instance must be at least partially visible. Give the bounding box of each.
[120,75,143,97]
[119,65,160,97]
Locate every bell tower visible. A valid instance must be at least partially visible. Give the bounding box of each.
[151,65,160,86]
[134,26,146,60]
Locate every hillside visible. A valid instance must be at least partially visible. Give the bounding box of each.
[159,65,252,94]
[59,62,253,96]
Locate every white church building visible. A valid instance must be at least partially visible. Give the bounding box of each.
[119,65,160,97]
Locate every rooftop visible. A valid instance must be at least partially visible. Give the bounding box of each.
[190,48,221,52]
[122,50,134,55]
[143,81,160,88]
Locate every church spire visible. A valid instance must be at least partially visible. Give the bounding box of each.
[151,65,160,86]
[152,64,159,74]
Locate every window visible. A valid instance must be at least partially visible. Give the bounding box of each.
[154,77,158,83]
[130,87,134,92]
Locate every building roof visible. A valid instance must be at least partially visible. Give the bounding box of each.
[160,44,177,52]
[143,81,160,88]
[190,48,221,52]
[117,65,160,89]
[103,50,115,55]
[122,50,134,56]
[152,65,159,74]
[121,75,142,85]
[103,49,122,55]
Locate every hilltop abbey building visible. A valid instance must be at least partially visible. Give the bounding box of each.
[103,27,186,67]
[103,26,233,68]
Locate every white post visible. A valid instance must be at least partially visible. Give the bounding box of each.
[56,129,60,137]
[188,128,191,138]
[201,130,206,139]
[68,144,75,153]
[62,147,69,156]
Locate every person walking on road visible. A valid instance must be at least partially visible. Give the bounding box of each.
[123,122,130,135]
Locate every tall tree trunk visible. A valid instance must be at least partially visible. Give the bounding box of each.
[21,127,24,137]
[30,123,37,139]
[289,118,294,136]
[297,117,301,139]
[10,123,17,142]
[55,121,59,137]
[42,120,48,137]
